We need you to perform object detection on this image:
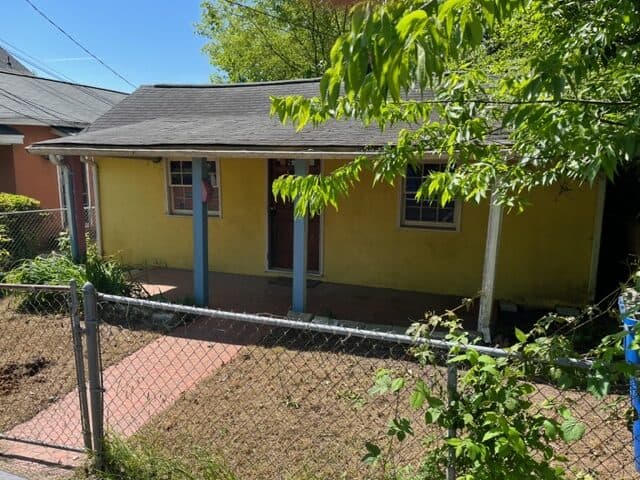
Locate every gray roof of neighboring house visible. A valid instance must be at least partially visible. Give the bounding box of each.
[30,78,509,153]
[0,71,127,128]
[0,47,32,75]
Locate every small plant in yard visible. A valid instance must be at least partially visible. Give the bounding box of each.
[3,237,142,311]
[362,306,634,480]
[95,434,238,480]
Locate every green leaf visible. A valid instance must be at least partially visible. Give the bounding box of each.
[514,328,528,343]
[560,416,585,443]
[543,419,557,438]
[362,442,381,464]
[391,377,406,393]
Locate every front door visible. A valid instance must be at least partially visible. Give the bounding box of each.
[268,159,320,272]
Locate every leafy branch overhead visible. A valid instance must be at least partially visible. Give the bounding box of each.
[197,0,354,82]
[270,0,640,216]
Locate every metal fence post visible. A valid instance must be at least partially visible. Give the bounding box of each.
[69,280,92,451]
[447,363,458,480]
[83,282,104,470]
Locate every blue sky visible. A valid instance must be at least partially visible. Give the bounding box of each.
[1,0,216,92]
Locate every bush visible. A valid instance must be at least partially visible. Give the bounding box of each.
[0,192,46,262]
[3,253,86,286]
[85,243,138,297]
[3,242,142,311]
[0,193,40,212]
[98,435,237,480]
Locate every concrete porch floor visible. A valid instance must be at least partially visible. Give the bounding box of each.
[133,268,479,331]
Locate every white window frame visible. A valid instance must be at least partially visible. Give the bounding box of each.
[165,158,221,217]
[400,162,461,231]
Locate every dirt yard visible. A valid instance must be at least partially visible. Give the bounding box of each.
[133,339,437,480]
[0,296,158,434]
[130,334,637,480]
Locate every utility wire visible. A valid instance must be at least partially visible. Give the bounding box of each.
[22,0,136,89]
[0,90,75,126]
[0,36,75,82]
[0,39,117,108]
[0,87,79,124]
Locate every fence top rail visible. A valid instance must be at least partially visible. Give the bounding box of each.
[96,290,593,370]
[0,282,71,292]
[0,208,66,215]
[0,206,96,216]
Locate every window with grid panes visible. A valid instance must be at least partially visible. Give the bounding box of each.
[167,159,220,215]
[402,163,459,229]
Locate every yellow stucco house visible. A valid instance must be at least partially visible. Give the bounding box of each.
[28,79,605,339]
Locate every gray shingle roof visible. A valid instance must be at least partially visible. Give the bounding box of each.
[0,47,32,75]
[0,71,127,128]
[31,79,419,151]
[30,79,509,152]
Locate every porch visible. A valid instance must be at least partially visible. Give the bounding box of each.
[133,268,480,332]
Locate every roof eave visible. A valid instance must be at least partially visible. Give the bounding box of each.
[26,144,382,159]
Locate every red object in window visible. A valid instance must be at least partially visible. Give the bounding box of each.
[201,178,213,203]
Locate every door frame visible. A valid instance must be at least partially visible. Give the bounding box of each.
[264,158,324,276]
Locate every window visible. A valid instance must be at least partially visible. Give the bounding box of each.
[167,159,220,215]
[402,163,459,230]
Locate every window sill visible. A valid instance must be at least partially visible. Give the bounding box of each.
[398,223,459,233]
[166,212,221,218]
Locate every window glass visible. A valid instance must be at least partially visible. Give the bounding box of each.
[168,159,220,215]
[402,163,458,229]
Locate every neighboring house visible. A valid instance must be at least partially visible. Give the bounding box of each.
[28,79,606,335]
[0,68,126,210]
[0,46,33,75]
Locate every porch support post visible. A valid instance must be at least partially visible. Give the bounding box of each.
[477,191,503,343]
[60,156,81,264]
[292,159,309,313]
[192,157,209,307]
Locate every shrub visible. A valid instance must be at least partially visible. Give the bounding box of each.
[0,193,46,262]
[84,243,138,297]
[98,435,237,480]
[0,193,40,212]
[3,242,142,311]
[3,253,86,286]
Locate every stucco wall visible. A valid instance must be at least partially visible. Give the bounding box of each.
[97,156,599,307]
[10,126,61,208]
[0,145,16,193]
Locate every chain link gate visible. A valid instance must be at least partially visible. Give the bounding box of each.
[0,282,92,458]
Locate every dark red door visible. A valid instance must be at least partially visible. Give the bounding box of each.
[268,159,320,272]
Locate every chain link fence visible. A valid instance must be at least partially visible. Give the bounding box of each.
[93,292,636,480]
[0,282,636,478]
[0,207,96,269]
[0,283,89,460]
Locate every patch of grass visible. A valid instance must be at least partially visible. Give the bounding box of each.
[97,435,238,480]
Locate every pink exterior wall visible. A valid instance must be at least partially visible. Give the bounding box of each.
[3,125,61,208]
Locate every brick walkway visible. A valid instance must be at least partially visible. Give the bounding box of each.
[0,317,247,477]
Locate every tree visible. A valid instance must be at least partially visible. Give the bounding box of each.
[270,0,640,215]
[196,0,354,82]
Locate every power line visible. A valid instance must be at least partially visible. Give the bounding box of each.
[0,38,117,108]
[0,36,75,82]
[0,87,79,124]
[22,0,136,89]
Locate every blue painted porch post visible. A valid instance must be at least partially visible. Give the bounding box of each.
[292,159,309,313]
[192,157,209,306]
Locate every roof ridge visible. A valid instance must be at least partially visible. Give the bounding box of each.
[148,77,320,89]
[0,69,128,95]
